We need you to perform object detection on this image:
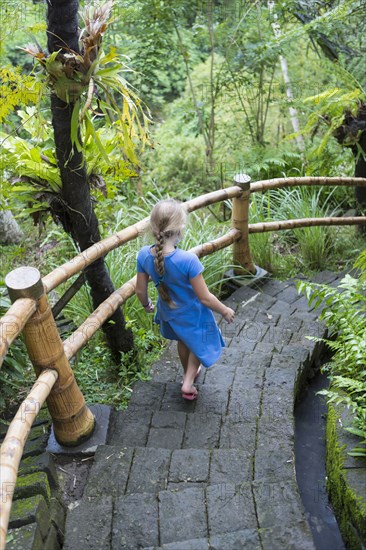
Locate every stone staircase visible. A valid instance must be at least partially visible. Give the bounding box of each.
[62,271,343,550]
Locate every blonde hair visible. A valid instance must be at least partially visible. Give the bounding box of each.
[150,199,187,306]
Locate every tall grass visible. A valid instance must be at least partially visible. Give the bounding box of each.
[271,186,340,270]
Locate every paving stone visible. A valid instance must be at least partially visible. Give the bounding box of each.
[275,285,302,304]
[267,299,297,316]
[63,496,113,550]
[252,309,281,325]
[112,492,159,549]
[169,449,210,483]
[167,481,207,492]
[129,381,165,411]
[252,478,308,529]
[311,270,340,285]
[234,369,264,389]
[259,279,290,297]
[6,523,44,550]
[210,449,252,484]
[147,411,186,449]
[109,410,152,446]
[236,351,272,372]
[261,374,295,421]
[194,384,230,416]
[206,482,257,535]
[161,537,209,549]
[254,339,284,354]
[160,382,197,413]
[127,447,171,494]
[241,319,270,344]
[159,487,207,545]
[183,413,221,449]
[255,434,294,481]
[204,360,236,386]
[276,344,310,366]
[219,415,256,451]
[231,304,260,323]
[260,521,315,550]
[150,343,182,382]
[227,384,261,419]
[229,336,257,353]
[84,445,133,497]
[209,529,261,549]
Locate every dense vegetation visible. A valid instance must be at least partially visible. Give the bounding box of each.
[1,0,366,429]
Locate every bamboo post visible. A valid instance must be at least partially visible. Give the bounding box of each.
[5,267,95,446]
[232,174,256,275]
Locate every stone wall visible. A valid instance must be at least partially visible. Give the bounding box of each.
[326,403,366,549]
[1,409,66,550]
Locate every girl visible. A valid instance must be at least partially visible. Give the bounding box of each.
[136,199,235,400]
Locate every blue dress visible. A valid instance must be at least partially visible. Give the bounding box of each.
[137,245,225,368]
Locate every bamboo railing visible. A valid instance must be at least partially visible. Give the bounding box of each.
[1,174,366,549]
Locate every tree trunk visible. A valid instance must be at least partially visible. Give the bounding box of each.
[268,0,304,151]
[333,104,366,208]
[0,211,23,244]
[354,130,366,206]
[47,0,134,360]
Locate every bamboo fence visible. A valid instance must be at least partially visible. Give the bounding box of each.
[0,369,59,550]
[42,186,245,293]
[248,216,366,233]
[63,229,242,360]
[41,177,366,295]
[0,298,37,369]
[250,176,366,193]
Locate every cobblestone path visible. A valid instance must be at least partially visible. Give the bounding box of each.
[63,271,344,550]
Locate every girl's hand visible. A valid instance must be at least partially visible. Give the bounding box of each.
[143,299,154,314]
[222,306,235,323]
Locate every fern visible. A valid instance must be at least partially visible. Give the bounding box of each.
[297,254,366,458]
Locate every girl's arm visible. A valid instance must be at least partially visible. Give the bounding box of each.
[190,274,235,323]
[136,272,154,312]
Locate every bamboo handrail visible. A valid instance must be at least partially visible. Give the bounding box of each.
[42,186,245,294]
[42,217,150,293]
[41,178,366,294]
[0,369,59,550]
[63,229,242,360]
[250,176,366,193]
[0,298,37,369]
[248,216,366,233]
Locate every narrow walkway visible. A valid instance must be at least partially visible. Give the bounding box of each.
[63,271,343,550]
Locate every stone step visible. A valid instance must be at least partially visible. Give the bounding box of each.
[64,480,314,550]
[84,446,254,499]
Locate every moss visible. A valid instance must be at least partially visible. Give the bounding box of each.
[14,471,51,503]
[325,404,366,549]
[9,495,50,539]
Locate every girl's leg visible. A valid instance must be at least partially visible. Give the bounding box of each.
[181,351,200,396]
[177,340,190,374]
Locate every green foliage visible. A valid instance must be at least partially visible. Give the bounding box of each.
[298,266,366,457]
[273,186,339,270]
[0,285,30,410]
[0,67,42,122]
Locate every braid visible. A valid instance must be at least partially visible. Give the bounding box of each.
[154,231,175,307]
[150,198,187,308]
[155,232,165,276]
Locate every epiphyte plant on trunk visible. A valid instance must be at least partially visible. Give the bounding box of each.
[19,0,150,365]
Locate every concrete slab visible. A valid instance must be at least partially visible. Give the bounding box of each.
[46,404,112,455]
